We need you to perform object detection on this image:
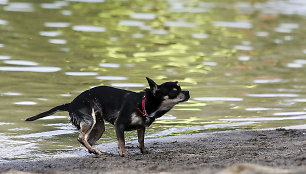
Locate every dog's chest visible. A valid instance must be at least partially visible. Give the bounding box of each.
[129,113,144,126]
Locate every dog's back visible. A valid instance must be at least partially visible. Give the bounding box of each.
[69,86,141,126]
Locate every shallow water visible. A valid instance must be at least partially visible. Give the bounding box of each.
[1,0,306,161]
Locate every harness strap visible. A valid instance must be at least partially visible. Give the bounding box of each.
[136,95,149,117]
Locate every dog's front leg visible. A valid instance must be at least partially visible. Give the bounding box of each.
[137,127,147,154]
[115,123,127,157]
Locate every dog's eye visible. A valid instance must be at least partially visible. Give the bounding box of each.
[168,93,177,99]
[168,89,179,99]
[174,87,181,93]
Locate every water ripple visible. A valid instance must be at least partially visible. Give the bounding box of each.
[15,129,76,139]
[253,78,282,84]
[66,0,105,2]
[0,19,8,25]
[234,45,253,51]
[4,2,34,12]
[130,13,156,20]
[48,39,67,44]
[245,107,281,111]
[41,1,68,9]
[44,22,70,28]
[247,93,299,97]
[2,92,22,96]
[220,115,306,122]
[39,31,62,37]
[4,60,39,66]
[111,83,146,88]
[96,76,128,80]
[0,55,11,60]
[164,20,197,27]
[0,0,8,5]
[213,21,252,29]
[119,20,145,27]
[72,25,106,32]
[13,101,37,105]
[273,112,306,116]
[65,72,98,76]
[238,56,250,61]
[275,23,299,33]
[0,66,61,72]
[192,33,209,39]
[99,63,120,68]
[194,97,243,102]
[202,61,217,66]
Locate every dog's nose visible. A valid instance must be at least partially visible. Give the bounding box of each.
[183,90,190,101]
[186,90,190,98]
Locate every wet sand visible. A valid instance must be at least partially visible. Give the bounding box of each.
[1,129,306,174]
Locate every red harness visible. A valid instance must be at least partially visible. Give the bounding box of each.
[136,95,149,117]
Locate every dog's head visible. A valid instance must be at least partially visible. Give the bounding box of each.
[146,77,190,106]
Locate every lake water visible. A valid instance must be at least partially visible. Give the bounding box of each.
[1,0,306,161]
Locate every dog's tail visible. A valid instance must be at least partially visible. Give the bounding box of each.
[25,103,70,121]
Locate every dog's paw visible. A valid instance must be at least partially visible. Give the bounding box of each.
[119,151,128,157]
[95,150,103,156]
[88,148,103,155]
[140,147,149,154]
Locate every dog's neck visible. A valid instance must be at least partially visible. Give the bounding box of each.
[141,89,160,116]
[141,89,171,119]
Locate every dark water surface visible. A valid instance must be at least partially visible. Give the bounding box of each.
[1,0,306,161]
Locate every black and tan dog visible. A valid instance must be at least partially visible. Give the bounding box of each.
[26,77,190,156]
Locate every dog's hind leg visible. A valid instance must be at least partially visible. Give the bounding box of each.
[75,109,102,155]
[88,115,105,146]
[78,121,103,155]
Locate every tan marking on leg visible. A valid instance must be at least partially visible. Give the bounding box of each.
[117,139,126,157]
[115,124,127,157]
[88,117,105,146]
[137,128,147,154]
[77,109,102,155]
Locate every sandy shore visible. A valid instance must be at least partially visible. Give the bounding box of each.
[1,129,306,174]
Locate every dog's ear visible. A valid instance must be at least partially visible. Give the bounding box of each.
[146,77,158,96]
